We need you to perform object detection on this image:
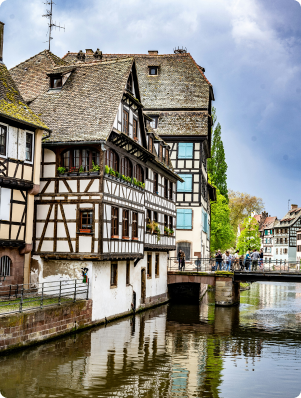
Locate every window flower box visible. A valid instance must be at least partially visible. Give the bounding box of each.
[79,229,91,233]
[111,235,119,239]
[89,171,99,176]
[132,237,139,241]
[122,236,130,240]
[69,172,78,176]
[79,172,89,176]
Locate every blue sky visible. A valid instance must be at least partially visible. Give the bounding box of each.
[1,0,301,217]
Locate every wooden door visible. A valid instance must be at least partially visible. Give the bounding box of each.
[141,268,146,304]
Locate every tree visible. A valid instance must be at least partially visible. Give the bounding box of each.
[207,107,228,200]
[210,183,235,253]
[236,217,261,254]
[229,190,264,233]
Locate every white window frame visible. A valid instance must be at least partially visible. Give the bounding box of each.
[24,131,34,165]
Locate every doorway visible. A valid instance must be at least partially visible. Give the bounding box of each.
[141,268,146,304]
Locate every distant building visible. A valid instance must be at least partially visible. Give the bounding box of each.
[259,217,277,260]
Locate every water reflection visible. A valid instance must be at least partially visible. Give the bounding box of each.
[0,283,301,397]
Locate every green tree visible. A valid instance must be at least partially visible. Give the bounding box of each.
[237,217,261,254]
[207,107,228,201]
[210,178,235,252]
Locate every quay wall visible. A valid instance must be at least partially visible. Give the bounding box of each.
[0,300,92,353]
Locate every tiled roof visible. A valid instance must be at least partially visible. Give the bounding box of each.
[30,57,134,143]
[0,63,49,131]
[147,111,209,136]
[10,50,68,103]
[63,52,212,109]
[260,216,277,231]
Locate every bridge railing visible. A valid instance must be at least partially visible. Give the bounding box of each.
[168,257,213,272]
[168,257,301,273]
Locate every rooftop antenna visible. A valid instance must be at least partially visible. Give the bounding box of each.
[43,0,65,51]
[288,199,291,211]
[173,46,187,54]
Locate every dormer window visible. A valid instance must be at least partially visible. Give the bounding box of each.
[50,75,62,89]
[150,116,158,129]
[149,66,158,76]
[148,136,153,153]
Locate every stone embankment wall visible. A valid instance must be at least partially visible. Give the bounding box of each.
[0,300,92,353]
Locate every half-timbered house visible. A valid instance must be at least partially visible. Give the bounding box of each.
[11,54,181,321]
[60,49,217,260]
[0,22,50,285]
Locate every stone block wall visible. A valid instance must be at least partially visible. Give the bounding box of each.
[215,277,240,306]
[0,300,92,353]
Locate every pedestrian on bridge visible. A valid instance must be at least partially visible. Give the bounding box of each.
[239,255,244,270]
[233,250,239,271]
[251,248,260,271]
[179,250,185,271]
[225,251,231,271]
[215,250,223,270]
[245,251,251,271]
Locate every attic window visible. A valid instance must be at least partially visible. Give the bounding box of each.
[50,75,62,89]
[127,73,133,93]
[149,66,158,76]
[150,116,158,129]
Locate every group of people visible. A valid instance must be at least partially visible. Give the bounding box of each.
[214,248,264,271]
[177,249,186,270]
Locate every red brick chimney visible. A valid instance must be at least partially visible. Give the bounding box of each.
[0,22,4,62]
[148,50,158,55]
[291,204,298,210]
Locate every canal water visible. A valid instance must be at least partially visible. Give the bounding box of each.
[1,282,301,398]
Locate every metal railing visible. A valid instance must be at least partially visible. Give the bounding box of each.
[0,279,89,315]
[168,257,213,272]
[168,257,301,274]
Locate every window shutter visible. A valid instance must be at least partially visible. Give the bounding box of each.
[177,174,192,192]
[178,143,193,159]
[176,209,192,229]
[0,188,10,221]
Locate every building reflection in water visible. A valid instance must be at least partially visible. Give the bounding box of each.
[1,283,301,397]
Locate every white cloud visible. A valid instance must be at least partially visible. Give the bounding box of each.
[295,0,301,5]
[0,0,6,6]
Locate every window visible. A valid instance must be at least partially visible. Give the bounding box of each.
[0,256,11,277]
[177,242,191,261]
[153,173,158,193]
[280,248,282,255]
[276,238,279,244]
[165,148,169,164]
[0,125,7,156]
[284,248,288,254]
[50,75,62,89]
[150,116,158,129]
[111,207,119,237]
[164,179,169,199]
[132,212,138,239]
[176,209,192,230]
[265,247,267,253]
[0,188,10,221]
[25,133,33,162]
[169,181,173,201]
[110,262,118,287]
[149,66,158,75]
[121,157,132,177]
[146,209,151,224]
[270,230,273,234]
[133,119,137,139]
[169,216,173,231]
[122,210,129,238]
[164,214,168,234]
[177,174,193,192]
[265,230,268,236]
[80,210,93,232]
[126,260,130,285]
[148,136,153,152]
[178,143,193,159]
[123,110,129,135]
[265,238,267,244]
[147,253,152,278]
[285,238,288,244]
[202,210,209,234]
[63,148,100,172]
[153,211,158,223]
[105,149,119,171]
[276,248,278,255]
[127,73,133,92]
[155,254,159,277]
[134,164,144,182]
[159,145,163,162]
[280,238,283,244]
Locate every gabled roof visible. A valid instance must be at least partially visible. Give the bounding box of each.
[63,51,213,109]
[0,63,49,131]
[260,216,277,231]
[9,50,68,103]
[30,57,135,142]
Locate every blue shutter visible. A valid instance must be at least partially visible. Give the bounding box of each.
[265,230,268,235]
[177,174,192,192]
[270,229,273,234]
[176,209,192,229]
[178,143,193,159]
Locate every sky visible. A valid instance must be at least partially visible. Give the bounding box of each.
[0,0,301,218]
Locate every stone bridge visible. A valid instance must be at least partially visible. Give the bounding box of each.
[167,271,240,306]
